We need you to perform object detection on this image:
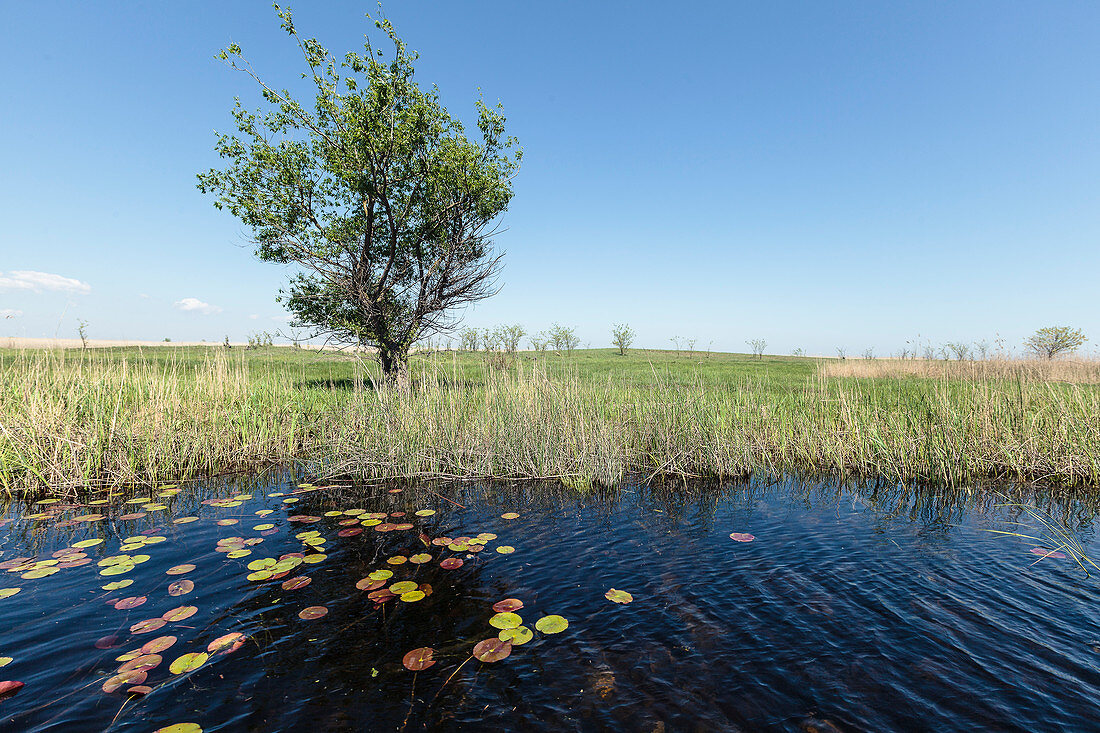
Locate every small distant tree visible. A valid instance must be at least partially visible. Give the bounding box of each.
[835,346,847,360]
[459,327,479,352]
[861,347,874,360]
[944,342,970,361]
[974,339,990,361]
[77,319,89,349]
[481,327,500,352]
[611,323,635,356]
[791,347,805,357]
[550,323,579,354]
[528,331,549,352]
[1024,326,1087,360]
[746,339,767,360]
[498,324,526,353]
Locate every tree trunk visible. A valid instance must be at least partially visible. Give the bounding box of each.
[379,346,410,390]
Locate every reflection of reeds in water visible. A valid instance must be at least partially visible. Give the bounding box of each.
[984,493,1100,577]
[2,349,1100,495]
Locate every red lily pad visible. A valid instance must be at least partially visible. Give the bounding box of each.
[119,654,162,673]
[1030,547,1067,559]
[168,579,195,597]
[95,635,122,650]
[282,576,312,590]
[729,532,755,542]
[131,618,167,634]
[493,598,524,613]
[402,647,436,671]
[114,596,148,610]
[162,606,198,622]
[140,636,178,654]
[102,670,146,693]
[207,632,246,655]
[337,528,363,537]
[439,558,464,570]
[0,680,24,700]
[472,638,512,663]
[356,578,384,591]
[299,606,328,620]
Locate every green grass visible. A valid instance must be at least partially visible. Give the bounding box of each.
[1,345,1098,495]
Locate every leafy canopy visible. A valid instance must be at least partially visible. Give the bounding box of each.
[197,6,521,374]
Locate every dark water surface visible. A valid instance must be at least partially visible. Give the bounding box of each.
[1,475,1099,732]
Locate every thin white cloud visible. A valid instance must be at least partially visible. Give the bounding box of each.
[139,293,150,299]
[1,308,23,318]
[0,270,91,294]
[173,297,222,315]
[248,314,259,320]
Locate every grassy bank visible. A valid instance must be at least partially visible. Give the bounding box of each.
[1,346,1099,494]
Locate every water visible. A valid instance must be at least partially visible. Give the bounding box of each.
[2,475,1099,732]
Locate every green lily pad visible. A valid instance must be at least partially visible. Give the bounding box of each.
[169,652,208,674]
[489,612,523,630]
[535,615,569,634]
[497,626,533,646]
[605,588,634,604]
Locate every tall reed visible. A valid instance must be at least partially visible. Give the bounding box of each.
[1,349,1098,495]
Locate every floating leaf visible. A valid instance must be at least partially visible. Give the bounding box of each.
[399,590,425,603]
[414,509,436,517]
[166,564,196,576]
[253,523,275,531]
[495,546,515,555]
[356,578,384,591]
[173,517,199,525]
[489,612,522,630]
[1030,547,1067,559]
[73,539,104,549]
[500,512,520,520]
[162,606,198,622]
[299,606,328,620]
[368,570,393,581]
[337,528,363,537]
[535,615,568,634]
[605,588,634,604]
[386,555,407,565]
[168,579,195,596]
[216,519,239,526]
[119,654,162,673]
[207,632,246,655]
[141,636,178,654]
[439,558,463,570]
[114,596,148,610]
[95,635,122,650]
[408,553,432,564]
[169,652,208,675]
[302,554,327,564]
[131,618,167,634]
[389,581,418,594]
[0,589,21,599]
[0,658,10,668]
[103,670,147,693]
[282,576,311,590]
[472,638,512,663]
[493,598,524,613]
[127,685,153,695]
[0,680,24,700]
[728,532,755,542]
[402,647,436,671]
[497,626,533,646]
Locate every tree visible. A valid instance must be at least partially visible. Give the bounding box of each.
[549,323,579,354]
[747,339,767,360]
[498,324,526,353]
[77,319,89,349]
[197,7,521,388]
[1024,326,1087,360]
[611,323,635,356]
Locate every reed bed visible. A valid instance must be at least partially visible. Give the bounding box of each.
[821,356,1100,384]
[1,348,1099,495]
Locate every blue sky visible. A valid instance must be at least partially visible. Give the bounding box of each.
[2,1,1098,355]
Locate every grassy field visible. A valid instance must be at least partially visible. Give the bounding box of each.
[1,345,1098,495]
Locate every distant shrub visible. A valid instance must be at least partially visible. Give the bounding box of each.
[611,323,635,356]
[1024,326,1087,360]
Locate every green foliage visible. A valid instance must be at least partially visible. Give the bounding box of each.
[549,324,579,354]
[1024,326,1087,360]
[611,323,635,356]
[197,5,521,383]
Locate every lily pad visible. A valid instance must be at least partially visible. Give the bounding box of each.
[131,618,167,634]
[168,580,195,596]
[605,588,634,604]
[0,680,24,700]
[492,598,524,613]
[402,647,436,671]
[495,546,515,554]
[408,553,432,564]
[299,606,328,620]
[497,626,533,646]
[728,532,755,542]
[472,638,512,663]
[166,564,196,575]
[414,509,436,517]
[489,612,523,630]
[114,596,148,610]
[282,576,311,590]
[152,723,202,733]
[141,636,178,654]
[162,606,198,622]
[0,589,22,599]
[102,669,147,693]
[356,578,384,591]
[169,651,208,674]
[389,581,419,594]
[207,632,246,655]
[534,615,569,634]
[1030,547,1067,559]
[500,512,520,520]
[399,590,426,602]
[439,558,463,570]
